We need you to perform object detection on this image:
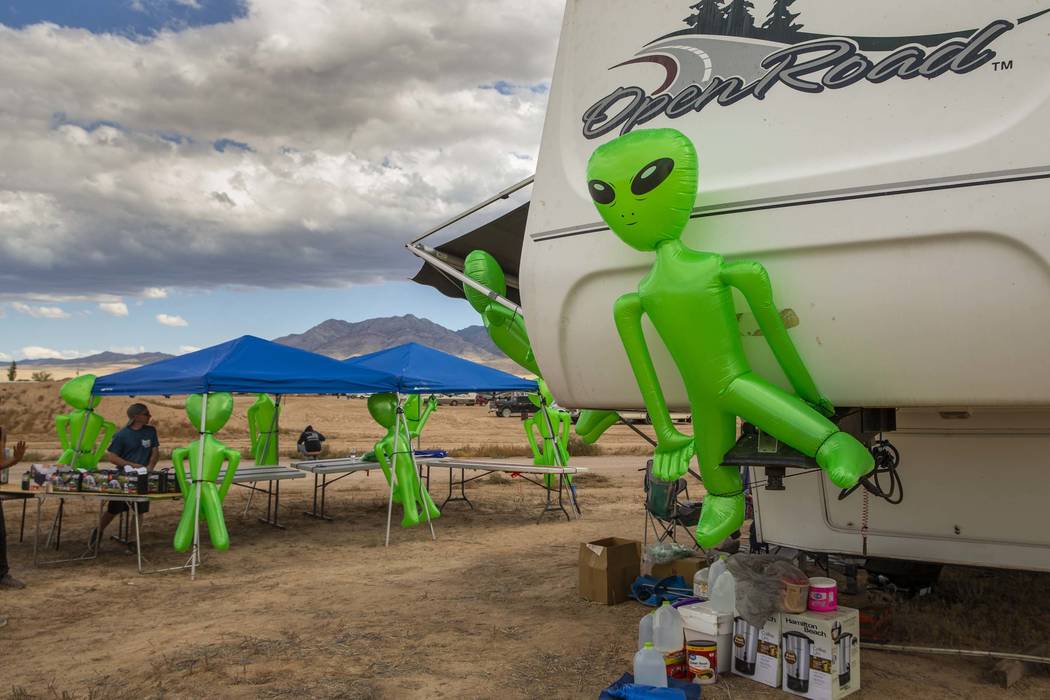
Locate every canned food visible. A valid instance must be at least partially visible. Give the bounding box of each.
[687,639,719,684]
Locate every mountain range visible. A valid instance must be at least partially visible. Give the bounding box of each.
[16,315,509,369]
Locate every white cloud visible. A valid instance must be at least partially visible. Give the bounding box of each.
[0,351,10,361]
[143,287,168,299]
[156,313,188,326]
[0,1,562,297]
[98,301,129,316]
[110,345,146,354]
[11,302,71,319]
[178,345,201,354]
[20,346,82,360]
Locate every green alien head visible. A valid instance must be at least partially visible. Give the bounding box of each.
[185,392,234,433]
[367,392,397,429]
[463,250,506,314]
[527,378,555,409]
[586,128,698,252]
[59,374,102,410]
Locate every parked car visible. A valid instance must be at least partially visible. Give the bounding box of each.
[434,394,470,406]
[490,393,538,418]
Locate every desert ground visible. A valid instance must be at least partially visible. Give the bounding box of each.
[1,383,1049,699]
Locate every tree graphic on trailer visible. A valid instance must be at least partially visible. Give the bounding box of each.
[723,0,757,38]
[762,0,804,42]
[684,0,726,35]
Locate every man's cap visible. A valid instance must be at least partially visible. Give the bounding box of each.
[127,403,150,421]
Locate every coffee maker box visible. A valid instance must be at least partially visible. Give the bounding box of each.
[781,607,860,700]
[730,613,782,687]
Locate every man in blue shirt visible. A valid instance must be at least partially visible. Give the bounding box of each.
[90,403,160,547]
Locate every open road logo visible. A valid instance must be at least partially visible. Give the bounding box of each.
[581,2,1050,139]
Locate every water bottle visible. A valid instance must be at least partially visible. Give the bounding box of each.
[633,643,669,688]
[638,611,654,649]
[710,569,737,614]
[708,554,728,594]
[652,600,685,653]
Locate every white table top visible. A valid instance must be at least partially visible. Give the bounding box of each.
[413,458,588,475]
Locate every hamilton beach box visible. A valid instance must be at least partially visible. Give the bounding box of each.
[781,607,860,700]
[731,612,782,688]
[578,538,641,605]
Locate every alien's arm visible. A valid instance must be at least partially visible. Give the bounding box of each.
[55,415,71,450]
[93,420,117,464]
[574,409,620,444]
[483,305,541,375]
[721,261,832,415]
[415,395,437,435]
[523,416,543,460]
[247,405,259,450]
[613,293,681,443]
[171,447,190,496]
[218,448,241,501]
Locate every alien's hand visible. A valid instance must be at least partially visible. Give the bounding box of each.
[427,395,438,411]
[653,431,694,481]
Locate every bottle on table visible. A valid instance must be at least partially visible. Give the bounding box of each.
[634,643,669,688]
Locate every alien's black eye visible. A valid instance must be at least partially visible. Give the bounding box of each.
[588,179,615,205]
[631,158,675,196]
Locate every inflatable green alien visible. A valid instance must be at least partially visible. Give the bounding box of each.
[523,379,572,488]
[247,393,280,465]
[55,375,115,470]
[367,392,440,528]
[586,128,873,548]
[462,250,618,446]
[362,392,436,467]
[171,393,241,552]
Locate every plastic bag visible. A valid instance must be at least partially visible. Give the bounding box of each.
[725,553,808,628]
[644,542,694,565]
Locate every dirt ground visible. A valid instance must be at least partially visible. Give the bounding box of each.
[2,384,1050,698]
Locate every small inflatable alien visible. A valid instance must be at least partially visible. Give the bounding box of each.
[55,375,115,470]
[462,250,618,446]
[586,128,873,547]
[367,392,440,528]
[247,393,280,465]
[523,379,572,488]
[362,392,436,467]
[172,393,241,552]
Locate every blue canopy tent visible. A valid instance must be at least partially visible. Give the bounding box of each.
[343,341,537,394]
[345,342,537,544]
[90,335,399,576]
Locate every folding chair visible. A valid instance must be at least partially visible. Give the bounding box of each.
[642,459,702,548]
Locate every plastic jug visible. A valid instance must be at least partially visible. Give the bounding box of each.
[708,554,728,594]
[709,569,736,614]
[693,567,710,598]
[638,611,654,649]
[633,643,669,688]
[652,600,685,653]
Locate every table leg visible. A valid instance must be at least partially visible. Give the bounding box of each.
[32,497,41,566]
[133,502,143,574]
[19,498,26,543]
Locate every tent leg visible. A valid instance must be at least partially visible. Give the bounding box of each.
[191,392,209,580]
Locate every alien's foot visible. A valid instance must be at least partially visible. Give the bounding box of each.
[400,511,421,529]
[816,431,874,489]
[694,494,745,549]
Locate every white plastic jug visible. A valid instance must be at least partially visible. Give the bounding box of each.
[633,643,669,688]
[693,567,710,598]
[708,554,728,594]
[652,600,685,653]
[638,611,654,649]
[709,569,736,614]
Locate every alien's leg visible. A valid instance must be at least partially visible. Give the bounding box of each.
[692,406,745,549]
[200,482,230,551]
[720,372,872,488]
[394,456,421,528]
[173,486,197,553]
[411,468,441,520]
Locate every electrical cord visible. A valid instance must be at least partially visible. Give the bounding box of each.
[838,438,903,504]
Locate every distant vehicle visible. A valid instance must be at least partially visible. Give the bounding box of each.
[619,411,692,425]
[490,394,538,418]
[434,394,470,406]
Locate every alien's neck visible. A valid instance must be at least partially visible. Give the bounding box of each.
[654,237,687,264]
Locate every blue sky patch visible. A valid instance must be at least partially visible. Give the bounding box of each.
[214,137,252,153]
[480,80,549,96]
[0,0,247,38]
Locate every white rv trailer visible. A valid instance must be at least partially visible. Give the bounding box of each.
[412,1,1050,571]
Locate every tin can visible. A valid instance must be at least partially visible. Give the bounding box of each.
[687,639,719,684]
[662,647,689,680]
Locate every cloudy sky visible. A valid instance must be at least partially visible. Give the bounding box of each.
[0,0,562,361]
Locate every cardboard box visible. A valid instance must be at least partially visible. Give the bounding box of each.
[731,613,782,688]
[781,607,860,699]
[578,537,641,605]
[646,555,705,581]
